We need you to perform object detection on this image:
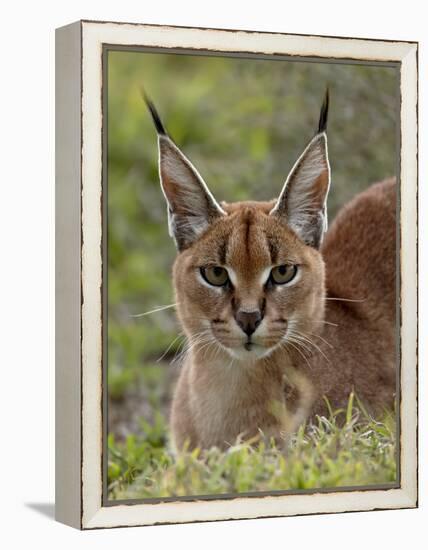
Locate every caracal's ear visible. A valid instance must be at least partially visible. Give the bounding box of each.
[143,93,226,251]
[270,89,331,248]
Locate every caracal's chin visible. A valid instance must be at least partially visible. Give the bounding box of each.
[221,341,277,362]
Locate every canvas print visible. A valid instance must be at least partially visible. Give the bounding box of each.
[106,49,399,501]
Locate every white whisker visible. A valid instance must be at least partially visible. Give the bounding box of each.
[281,339,312,370]
[306,331,334,350]
[130,303,178,318]
[287,333,313,356]
[318,320,338,327]
[325,297,366,303]
[171,328,217,366]
[156,332,185,363]
[294,316,339,328]
[289,328,331,365]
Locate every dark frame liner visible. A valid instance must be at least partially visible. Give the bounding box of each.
[101,43,403,508]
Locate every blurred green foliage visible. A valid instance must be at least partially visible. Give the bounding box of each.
[108,50,398,410]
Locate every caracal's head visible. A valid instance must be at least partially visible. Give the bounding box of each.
[145,91,331,363]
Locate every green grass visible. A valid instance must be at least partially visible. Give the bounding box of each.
[107,397,397,500]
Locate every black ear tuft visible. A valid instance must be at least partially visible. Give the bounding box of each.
[142,89,167,136]
[317,87,330,134]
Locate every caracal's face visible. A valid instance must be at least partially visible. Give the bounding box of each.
[173,201,326,362]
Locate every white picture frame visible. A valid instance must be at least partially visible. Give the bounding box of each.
[55,19,418,530]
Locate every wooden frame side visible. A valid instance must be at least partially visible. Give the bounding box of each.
[55,20,82,529]
[398,44,418,502]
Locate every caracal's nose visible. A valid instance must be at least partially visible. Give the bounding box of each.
[235,309,262,336]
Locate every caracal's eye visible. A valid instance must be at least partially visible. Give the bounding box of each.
[270,264,298,285]
[201,266,229,287]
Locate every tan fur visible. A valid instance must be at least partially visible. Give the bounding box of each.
[169,179,396,450]
[309,178,397,416]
